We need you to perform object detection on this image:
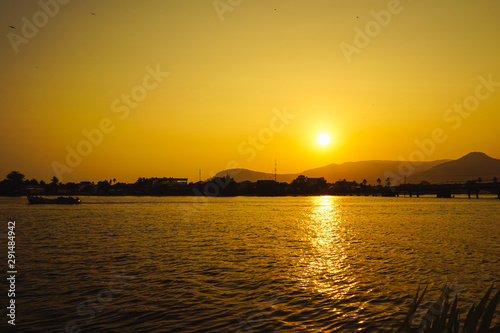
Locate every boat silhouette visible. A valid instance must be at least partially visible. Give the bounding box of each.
[27,195,81,205]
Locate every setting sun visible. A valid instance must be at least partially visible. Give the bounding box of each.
[317,133,331,146]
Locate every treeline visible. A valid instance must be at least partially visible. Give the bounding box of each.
[0,171,399,197]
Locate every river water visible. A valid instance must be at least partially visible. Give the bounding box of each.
[0,196,499,332]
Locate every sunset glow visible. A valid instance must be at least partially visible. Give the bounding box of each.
[317,133,332,146]
[1,1,499,183]
[1,2,500,332]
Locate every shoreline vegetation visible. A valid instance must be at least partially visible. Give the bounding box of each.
[393,284,500,332]
[1,171,499,198]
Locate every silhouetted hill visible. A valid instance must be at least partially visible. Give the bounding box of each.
[216,152,499,185]
[407,152,500,184]
[216,159,449,184]
[301,160,447,184]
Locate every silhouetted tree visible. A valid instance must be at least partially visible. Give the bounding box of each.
[494,176,498,183]
[316,177,328,191]
[6,171,25,183]
[255,180,286,196]
[217,177,238,196]
[362,179,368,186]
[0,171,26,195]
[386,177,391,187]
[25,179,39,186]
[98,180,112,194]
[332,179,358,194]
[47,176,60,194]
[291,175,308,194]
[377,178,382,186]
[477,177,483,183]
[64,182,78,192]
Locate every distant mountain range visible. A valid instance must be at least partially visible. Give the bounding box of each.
[215,152,500,185]
[406,152,500,184]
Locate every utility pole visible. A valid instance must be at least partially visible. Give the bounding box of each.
[199,169,201,182]
[274,159,277,181]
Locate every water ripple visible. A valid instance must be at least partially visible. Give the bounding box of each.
[0,196,499,332]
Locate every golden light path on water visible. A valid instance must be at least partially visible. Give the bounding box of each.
[297,196,356,301]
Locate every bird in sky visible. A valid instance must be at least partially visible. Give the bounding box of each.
[8,25,15,29]
[91,12,95,15]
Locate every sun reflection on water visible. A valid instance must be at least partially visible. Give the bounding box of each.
[296,196,356,299]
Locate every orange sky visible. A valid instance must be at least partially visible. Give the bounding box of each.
[1,0,500,183]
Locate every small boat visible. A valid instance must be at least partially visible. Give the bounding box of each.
[27,195,81,205]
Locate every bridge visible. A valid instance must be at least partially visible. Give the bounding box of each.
[396,182,500,198]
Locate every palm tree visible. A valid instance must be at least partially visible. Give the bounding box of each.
[362,179,368,186]
[377,178,381,186]
[49,176,60,194]
[386,177,391,187]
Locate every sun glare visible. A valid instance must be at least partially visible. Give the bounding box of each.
[317,133,331,146]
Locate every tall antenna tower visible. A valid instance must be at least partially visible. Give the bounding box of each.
[274,159,277,181]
